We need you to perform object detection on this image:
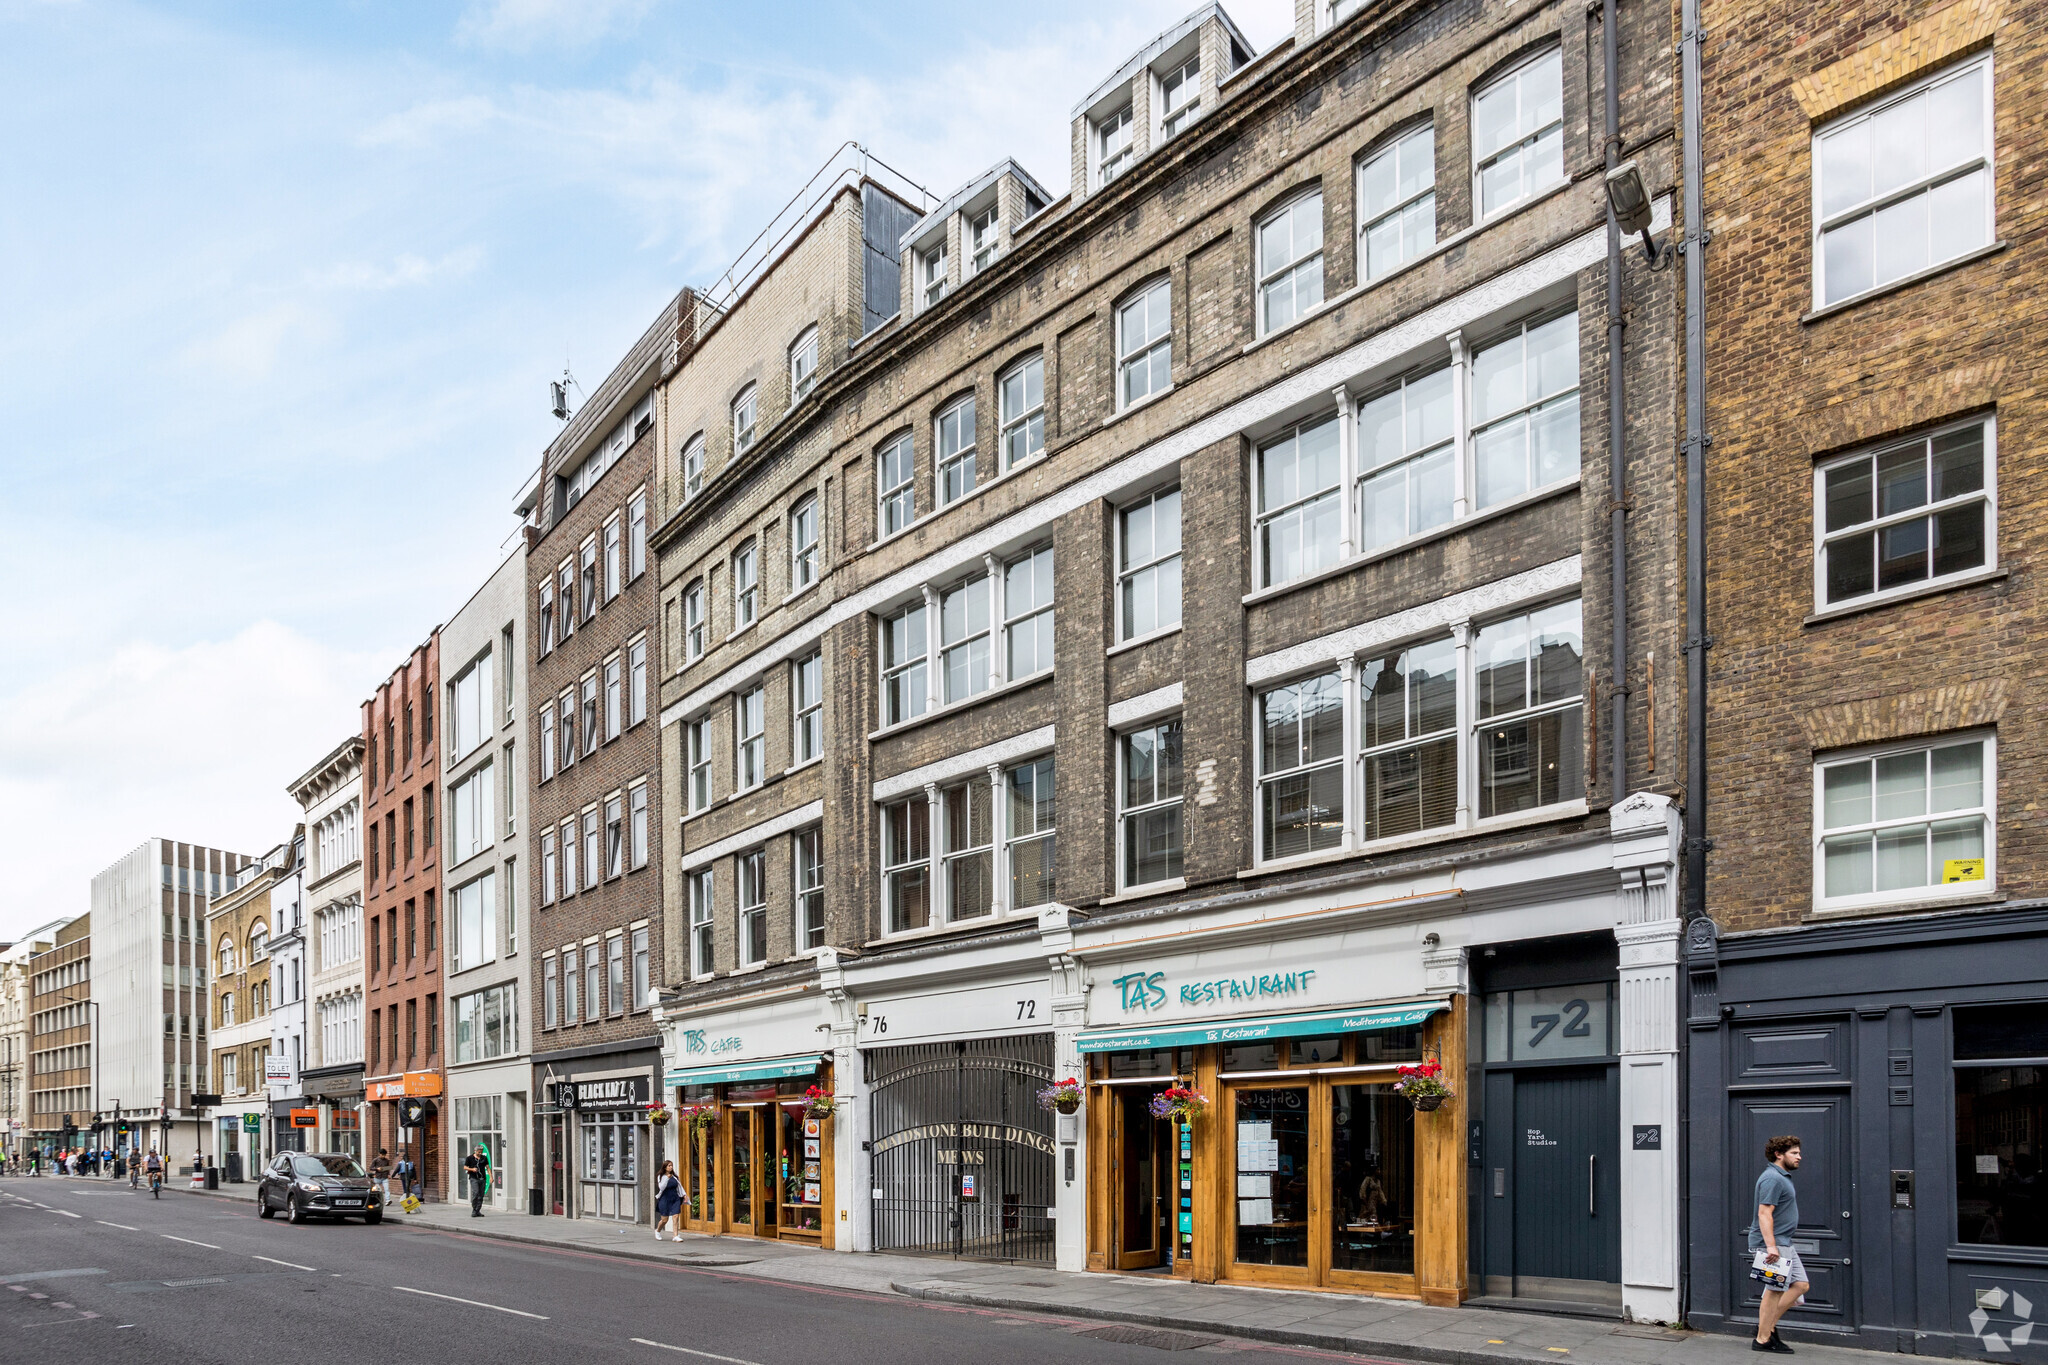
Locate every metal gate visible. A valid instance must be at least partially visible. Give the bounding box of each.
[867,1035,1055,1263]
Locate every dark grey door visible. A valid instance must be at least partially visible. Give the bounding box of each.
[1511,1066,1621,1299]
[1732,1092,1854,1330]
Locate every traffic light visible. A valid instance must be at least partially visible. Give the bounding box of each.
[62,1115,76,1135]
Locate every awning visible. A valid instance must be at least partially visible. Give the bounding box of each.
[1076,1000,1449,1054]
[663,1055,822,1088]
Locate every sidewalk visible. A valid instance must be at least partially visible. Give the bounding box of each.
[167,1182,1904,1365]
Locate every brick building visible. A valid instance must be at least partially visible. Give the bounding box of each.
[206,840,289,1179]
[519,296,678,1224]
[27,915,91,1152]
[648,0,1688,1319]
[1680,0,2048,1351]
[361,636,446,1198]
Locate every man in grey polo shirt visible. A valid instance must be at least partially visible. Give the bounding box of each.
[1751,1134,1810,1353]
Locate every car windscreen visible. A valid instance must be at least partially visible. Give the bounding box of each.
[293,1155,366,1179]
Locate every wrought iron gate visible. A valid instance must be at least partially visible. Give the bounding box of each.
[867,1035,1056,1263]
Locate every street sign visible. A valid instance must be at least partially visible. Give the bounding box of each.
[191,1093,222,1108]
[242,1114,262,1133]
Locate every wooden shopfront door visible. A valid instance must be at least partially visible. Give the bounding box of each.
[1109,1087,1172,1270]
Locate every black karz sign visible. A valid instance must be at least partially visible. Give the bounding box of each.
[563,1076,650,1111]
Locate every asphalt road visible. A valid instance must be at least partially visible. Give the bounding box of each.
[1,1178,1374,1363]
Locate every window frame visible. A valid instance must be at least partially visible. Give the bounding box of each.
[681,434,706,501]
[1471,46,1565,222]
[604,794,625,879]
[1812,732,1996,913]
[1254,413,1344,589]
[1006,756,1057,912]
[935,394,978,506]
[737,849,767,967]
[735,686,766,792]
[629,781,649,870]
[939,571,993,704]
[731,384,758,456]
[1097,103,1135,187]
[540,830,556,907]
[789,495,820,590]
[789,326,820,401]
[1118,717,1186,891]
[998,353,1045,471]
[1115,278,1172,410]
[877,432,917,538]
[1117,485,1183,643]
[603,653,623,742]
[1002,545,1055,681]
[687,715,713,813]
[920,241,948,310]
[628,635,649,726]
[1811,413,1996,611]
[969,205,1000,274]
[794,827,825,952]
[1158,54,1201,140]
[1256,189,1326,336]
[683,579,705,661]
[793,651,823,765]
[880,600,929,727]
[627,487,648,581]
[602,513,622,602]
[688,869,715,978]
[1811,52,1995,311]
[1358,121,1437,282]
[732,540,758,629]
[881,796,932,935]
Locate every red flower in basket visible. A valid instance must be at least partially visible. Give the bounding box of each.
[1394,1060,1453,1111]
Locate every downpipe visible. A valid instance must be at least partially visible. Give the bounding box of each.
[1603,0,1628,806]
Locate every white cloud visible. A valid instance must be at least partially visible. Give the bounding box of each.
[307,246,485,292]
[358,94,499,149]
[175,302,331,383]
[454,0,653,53]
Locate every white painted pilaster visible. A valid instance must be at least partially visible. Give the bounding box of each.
[1611,791,1682,1325]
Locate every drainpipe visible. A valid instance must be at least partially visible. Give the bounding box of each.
[1604,0,1629,806]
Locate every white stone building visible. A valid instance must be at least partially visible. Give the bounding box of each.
[294,738,366,1159]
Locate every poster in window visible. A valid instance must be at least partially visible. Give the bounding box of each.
[803,1182,820,1204]
[804,1161,820,1180]
[804,1118,820,1138]
[804,1138,820,1158]
[1237,1198,1274,1226]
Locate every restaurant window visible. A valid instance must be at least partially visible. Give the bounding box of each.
[1955,1003,2048,1249]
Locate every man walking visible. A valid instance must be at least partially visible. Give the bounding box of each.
[370,1148,392,1200]
[1751,1135,1810,1353]
[463,1146,487,1217]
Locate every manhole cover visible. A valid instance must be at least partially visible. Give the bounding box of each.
[1076,1324,1220,1351]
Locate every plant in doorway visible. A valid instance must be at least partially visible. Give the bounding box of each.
[645,1102,673,1126]
[800,1085,837,1119]
[1037,1078,1084,1114]
[1394,1060,1453,1111]
[1147,1085,1209,1122]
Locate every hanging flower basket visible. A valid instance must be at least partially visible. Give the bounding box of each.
[1037,1078,1084,1115]
[801,1085,838,1120]
[1147,1085,1210,1123]
[678,1103,717,1135]
[1394,1061,1453,1111]
[645,1103,673,1127]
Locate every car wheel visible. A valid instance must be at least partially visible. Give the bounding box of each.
[258,1193,275,1219]
[287,1194,306,1225]
[364,1213,382,1225]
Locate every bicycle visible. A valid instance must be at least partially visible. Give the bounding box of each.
[149,1170,163,1199]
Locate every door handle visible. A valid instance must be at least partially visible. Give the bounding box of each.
[1589,1154,1596,1216]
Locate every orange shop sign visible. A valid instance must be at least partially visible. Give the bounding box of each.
[289,1109,318,1129]
[367,1072,442,1101]
[366,1080,405,1101]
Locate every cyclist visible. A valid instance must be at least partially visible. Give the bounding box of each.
[144,1149,164,1198]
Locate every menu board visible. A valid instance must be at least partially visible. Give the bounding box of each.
[1237,1174,1270,1197]
[1238,1198,1274,1225]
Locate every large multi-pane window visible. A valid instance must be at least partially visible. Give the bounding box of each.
[883,797,932,933]
[936,396,978,505]
[689,870,714,977]
[1256,415,1342,588]
[1097,104,1134,185]
[1471,312,1579,509]
[1258,673,1346,860]
[1816,417,1992,608]
[941,574,992,703]
[795,828,825,950]
[790,496,819,590]
[1000,355,1044,469]
[1008,758,1056,909]
[1358,366,1454,552]
[1359,123,1436,280]
[732,541,758,629]
[1118,487,1182,641]
[1004,546,1055,678]
[882,600,929,725]
[1472,47,1563,219]
[1117,280,1172,408]
[1817,736,1991,909]
[449,653,495,760]
[1474,602,1584,818]
[1121,719,1184,888]
[1258,192,1324,334]
[454,984,516,1063]
[1159,54,1201,138]
[738,850,767,965]
[735,687,766,790]
[793,652,823,763]
[878,434,916,537]
[1360,638,1458,840]
[732,385,757,455]
[684,581,705,660]
[943,775,996,920]
[1813,55,1991,308]
[687,716,712,812]
[1953,1005,2046,1250]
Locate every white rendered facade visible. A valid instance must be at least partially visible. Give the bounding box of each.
[296,737,366,1158]
[266,832,308,1145]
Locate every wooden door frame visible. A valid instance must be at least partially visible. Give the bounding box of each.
[1107,1088,1167,1270]
[1219,1077,1317,1288]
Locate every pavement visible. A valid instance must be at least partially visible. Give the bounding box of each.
[88,1172,1915,1365]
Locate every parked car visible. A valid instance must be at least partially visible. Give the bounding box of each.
[256,1152,384,1224]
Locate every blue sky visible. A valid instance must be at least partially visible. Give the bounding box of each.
[0,0,1292,941]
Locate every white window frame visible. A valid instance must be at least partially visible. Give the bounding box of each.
[603,653,622,742]
[627,487,647,581]
[1358,122,1436,281]
[631,926,650,1010]
[684,580,705,661]
[998,354,1044,470]
[732,385,757,456]
[538,582,555,658]
[940,773,998,922]
[878,432,917,537]
[1116,279,1172,410]
[580,673,599,756]
[688,870,715,978]
[1469,309,1581,512]
[1118,717,1185,891]
[935,394,978,506]
[628,635,648,726]
[543,953,559,1029]
[1002,545,1055,680]
[629,782,649,870]
[793,652,823,764]
[1471,47,1565,221]
[789,326,819,401]
[1117,485,1183,643]
[794,827,825,951]
[1005,756,1057,911]
[559,817,578,899]
[1257,190,1325,336]
[939,571,993,704]
[881,599,929,726]
[682,435,706,501]
[1356,363,1456,555]
[687,716,713,813]
[732,540,758,629]
[540,830,557,907]
[1813,732,1995,913]
[602,512,622,602]
[1254,413,1343,589]
[737,849,767,966]
[881,795,931,934]
[790,495,819,590]
[581,808,601,892]
[920,242,948,310]
[604,794,624,879]
[1158,54,1201,139]
[579,536,598,621]
[969,205,1000,274]
[735,686,766,792]
[1813,414,1996,612]
[1811,53,1994,311]
[1097,103,1134,187]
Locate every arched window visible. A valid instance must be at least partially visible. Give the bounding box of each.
[217,936,236,975]
[249,924,269,962]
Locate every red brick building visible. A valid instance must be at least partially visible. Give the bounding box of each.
[361,633,446,1199]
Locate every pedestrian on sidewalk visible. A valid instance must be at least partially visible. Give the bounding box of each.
[370,1148,392,1199]
[463,1147,487,1217]
[653,1159,684,1240]
[1750,1134,1811,1354]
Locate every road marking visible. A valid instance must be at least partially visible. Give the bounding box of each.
[0,1269,105,1284]
[393,1286,548,1319]
[160,1235,221,1249]
[253,1256,316,1272]
[631,1338,765,1364]
[97,1222,139,1231]
[54,1210,81,1218]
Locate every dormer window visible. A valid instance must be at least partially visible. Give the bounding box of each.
[1160,55,1201,138]
[731,385,757,455]
[1097,105,1134,186]
[921,243,948,309]
[969,206,1000,274]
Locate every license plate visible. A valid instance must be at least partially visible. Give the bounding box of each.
[333,1199,363,1207]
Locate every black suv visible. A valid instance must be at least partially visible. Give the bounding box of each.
[257,1152,384,1224]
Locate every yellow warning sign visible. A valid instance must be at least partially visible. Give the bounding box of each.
[1943,858,1986,883]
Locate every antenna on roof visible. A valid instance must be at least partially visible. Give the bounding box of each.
[551,355,579,422]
